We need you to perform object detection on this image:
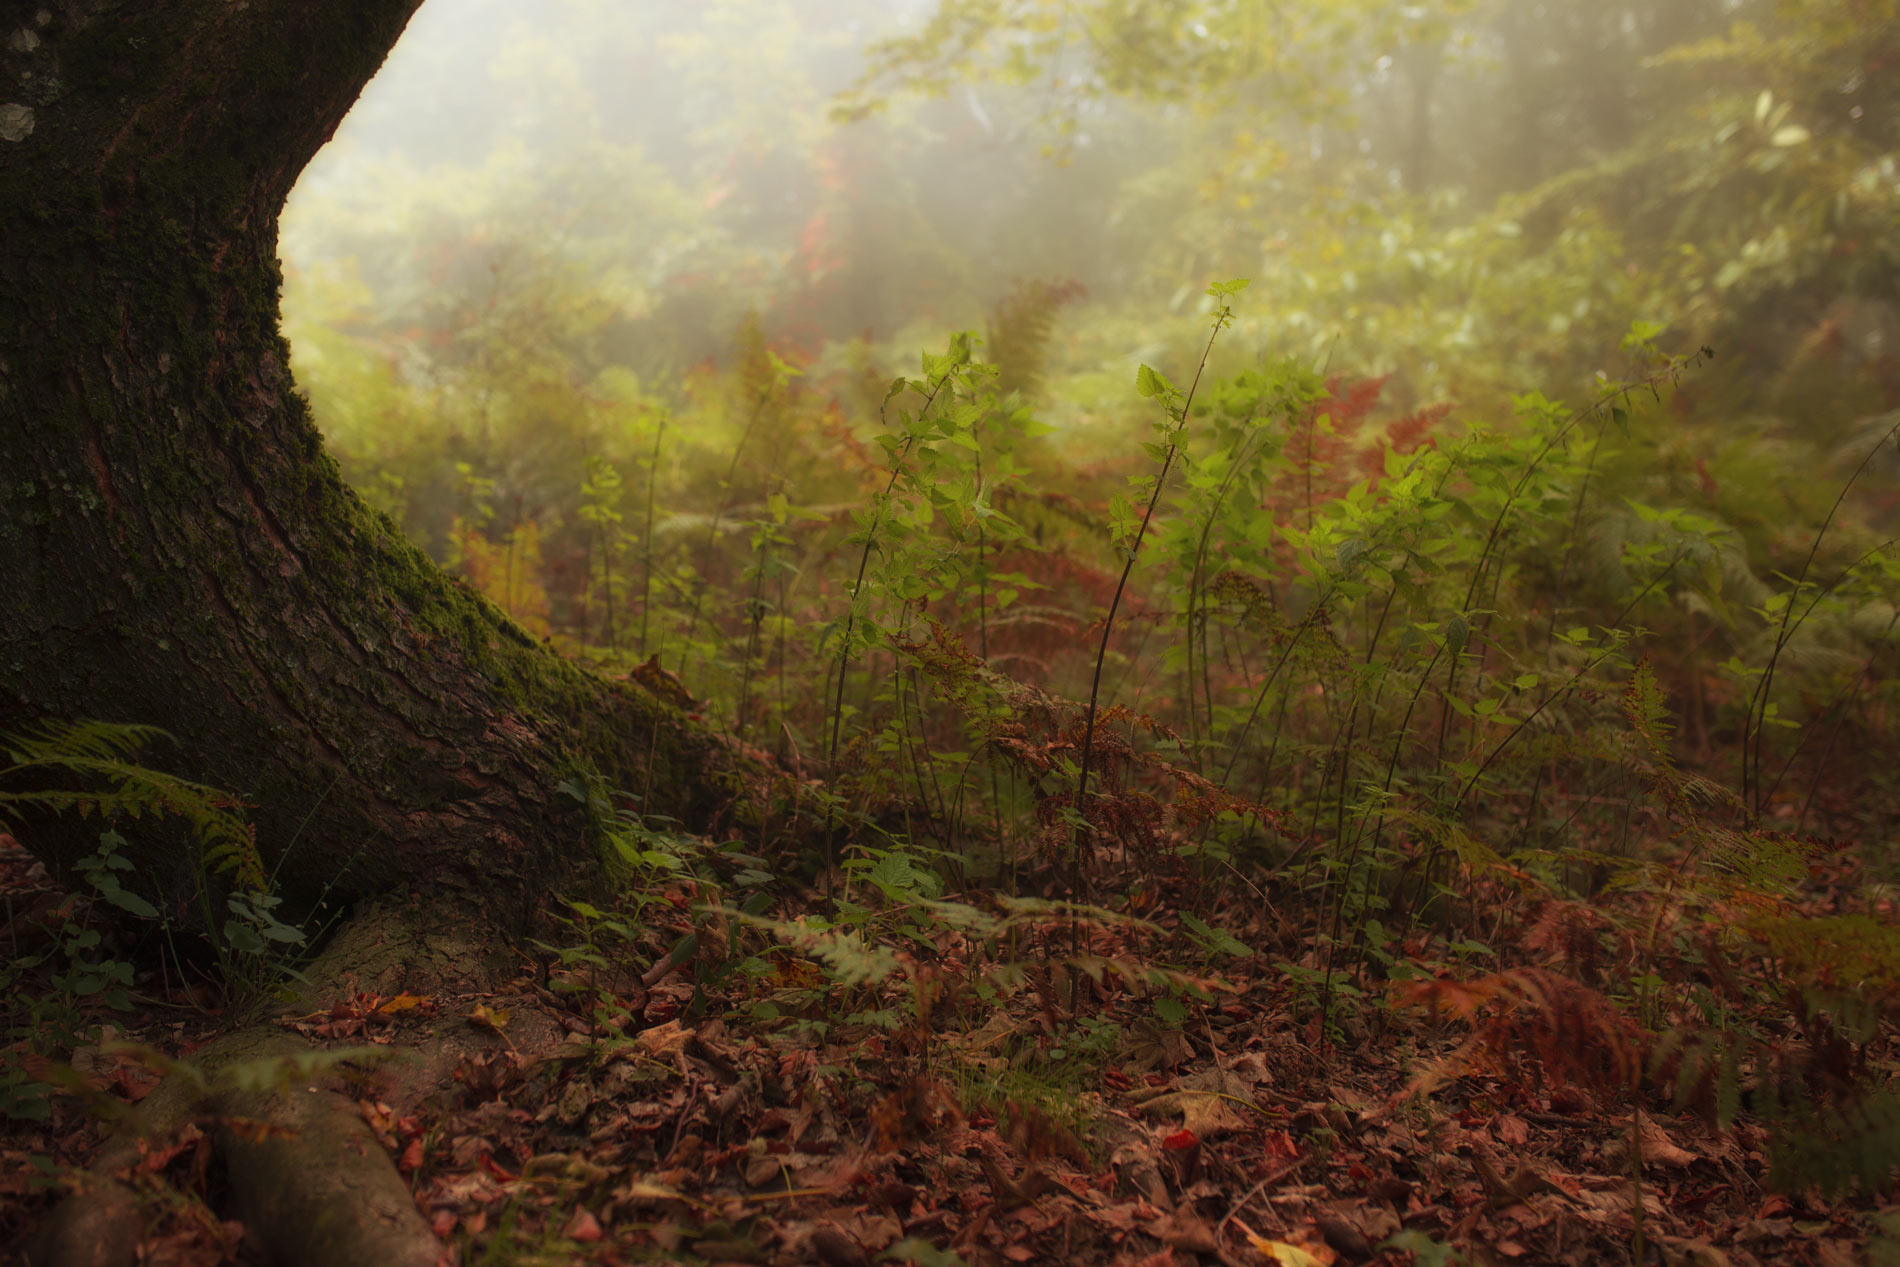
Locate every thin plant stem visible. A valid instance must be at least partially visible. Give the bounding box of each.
[639,414,667,660]
[1073,297,1235,897]
[1741,407,1900,810]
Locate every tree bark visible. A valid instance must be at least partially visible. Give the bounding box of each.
[0,0,737,920]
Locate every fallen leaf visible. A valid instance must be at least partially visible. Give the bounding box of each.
[1148,1210,1219,1252]
[1261,1129,1301,1163]
[636,1018,693,1058]
[563,1208,602,1242]
[1249,1233,1335,1266]
[377,992,428,1015]
[467,1003,510,1031]
[1314,1209,1374,1261]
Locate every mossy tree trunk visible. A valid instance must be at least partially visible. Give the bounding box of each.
[0,0,733,919]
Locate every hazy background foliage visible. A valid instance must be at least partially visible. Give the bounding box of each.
[277,0,1900,832]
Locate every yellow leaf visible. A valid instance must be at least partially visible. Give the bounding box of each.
[1247,1234,1333,1266]
[467,1004,510,1031]
[377,992,427,1015]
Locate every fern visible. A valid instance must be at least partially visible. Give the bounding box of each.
[1759,1083,1900,1196]
[1747,914,1900,993]
[1396,967,1649,1103]
[984,279,1084,402]
[1,719,267,904]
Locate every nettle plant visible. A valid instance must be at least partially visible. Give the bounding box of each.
[820,335,1029,871]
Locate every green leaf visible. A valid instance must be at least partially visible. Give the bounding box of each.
[1181,911,1252,958]
[95,879,158,920]
[1136,363,1170,399]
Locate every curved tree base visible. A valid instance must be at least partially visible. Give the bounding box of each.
[1,0,756,925]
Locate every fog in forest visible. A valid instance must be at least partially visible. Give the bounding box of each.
[277,0,1896,589]
[9,7,1900,1254]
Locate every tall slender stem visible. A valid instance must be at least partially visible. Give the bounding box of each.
[1073,293,1237,895]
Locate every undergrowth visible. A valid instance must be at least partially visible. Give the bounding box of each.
[406,274,1900,1208]
[13,277,1900,1223]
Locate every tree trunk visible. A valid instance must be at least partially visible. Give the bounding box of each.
[0,0,736,920]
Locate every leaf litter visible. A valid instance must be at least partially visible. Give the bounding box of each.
[4,823,1898,1266]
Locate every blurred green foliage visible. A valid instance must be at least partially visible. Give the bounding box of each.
[279,0,1900,842]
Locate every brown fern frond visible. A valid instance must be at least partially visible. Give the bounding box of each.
[1520,900,1623,986]
[1395,968,1648,1104]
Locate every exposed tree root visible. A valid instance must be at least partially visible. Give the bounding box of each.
[32,900,522,1267]
[216,1085,443,1267]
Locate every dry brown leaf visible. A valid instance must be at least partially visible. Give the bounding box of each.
[1635,1116,1699,1168]
[636,1018,694,1058]
[1146,1210,1219,1253]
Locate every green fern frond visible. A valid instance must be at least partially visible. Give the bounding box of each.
[1762,1084,1900,1196]
[3,719,174,766]
[1748,913,1900,993]
[1623,658,1683,781]
[0,719,265,891]
[985,279,1083,401]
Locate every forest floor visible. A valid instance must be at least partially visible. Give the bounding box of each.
[1,825,1893,1267]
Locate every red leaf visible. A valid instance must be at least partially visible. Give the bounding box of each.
[1262,1130,1300,1163]
[399,1138,425,1174]
[1162,1129,1199,1151]
[563,1208,603,1243]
